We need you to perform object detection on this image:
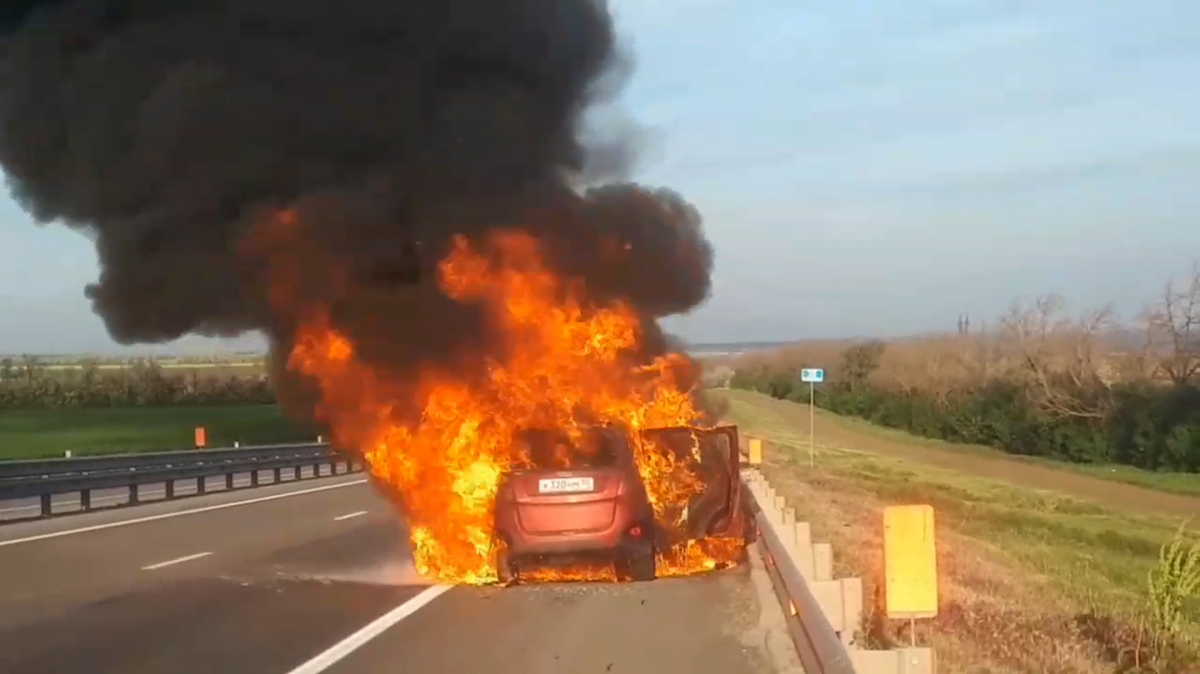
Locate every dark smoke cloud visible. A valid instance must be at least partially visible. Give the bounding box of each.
[0,1,714,416]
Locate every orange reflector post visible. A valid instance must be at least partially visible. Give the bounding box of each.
[747,438,763,466]
[194,427,207,449]
[883,504,939,619]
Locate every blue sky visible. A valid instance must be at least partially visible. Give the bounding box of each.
[2,0,1199,353]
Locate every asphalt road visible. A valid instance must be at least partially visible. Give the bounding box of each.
[0,474,803,674]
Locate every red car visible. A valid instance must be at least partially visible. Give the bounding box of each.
[491,424,746,584]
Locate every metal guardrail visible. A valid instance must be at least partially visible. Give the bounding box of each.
[742,467,935,674]
[0,442,362,518]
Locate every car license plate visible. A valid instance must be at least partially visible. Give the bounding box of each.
[538,477,594,494]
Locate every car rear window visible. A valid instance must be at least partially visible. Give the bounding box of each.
[521,428,621,470]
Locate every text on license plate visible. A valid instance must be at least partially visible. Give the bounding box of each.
[538,477,595,494]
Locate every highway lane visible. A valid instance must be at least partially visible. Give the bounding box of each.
[0,475,802,674]
[322,553,803,674]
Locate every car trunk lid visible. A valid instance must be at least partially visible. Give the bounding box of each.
[507,467,622,534]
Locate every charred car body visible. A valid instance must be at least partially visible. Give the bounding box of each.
[491,424,749,583]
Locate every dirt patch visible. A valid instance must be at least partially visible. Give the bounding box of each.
[741,392,1200,519]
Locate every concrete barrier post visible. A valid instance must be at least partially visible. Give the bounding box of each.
[793,521,815,580]
[781,507,796,545]
[840,576,864,647]
[851,648,935,674]
[810,579,848,634]
[813,542,833,582]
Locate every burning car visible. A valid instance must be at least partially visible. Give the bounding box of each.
[491,424,749,584]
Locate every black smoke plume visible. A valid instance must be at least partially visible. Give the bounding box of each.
[0,1,714,419]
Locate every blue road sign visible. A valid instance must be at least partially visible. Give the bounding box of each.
[800,368,825,383]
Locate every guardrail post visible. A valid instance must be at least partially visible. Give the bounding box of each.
[294,465,302,480]
[313,463,321,477]
[331,460,340,476]
[851,648,936,673]
[250,469,260,487]
[797,575,863,650]
[40,493,51,517]
[129,484,139,504]
[165,479,175,500]
[814,543,833,582]
[198,475,207,495]
[793,521,816,580]
[225,473,234,490]
[273,467,282,484]
[80,489,91,511]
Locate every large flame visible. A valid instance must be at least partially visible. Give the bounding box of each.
[275,223,739,584]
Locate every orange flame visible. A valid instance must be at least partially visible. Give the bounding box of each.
[279,225,740,584]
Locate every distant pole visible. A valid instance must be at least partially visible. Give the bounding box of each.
[809,380,815,468]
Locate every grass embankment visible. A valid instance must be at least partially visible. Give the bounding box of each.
[0,405,305,460]
[818,407,1200,499]
[711,388,1200,673]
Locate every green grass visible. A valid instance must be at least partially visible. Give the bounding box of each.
[0,406,310,460]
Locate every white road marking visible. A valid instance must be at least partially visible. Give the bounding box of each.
[333,510,368,521]
[141,551,213,571]
[283,585,453,674]
[0,478,369,548]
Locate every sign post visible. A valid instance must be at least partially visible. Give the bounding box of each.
[798,368,824,467]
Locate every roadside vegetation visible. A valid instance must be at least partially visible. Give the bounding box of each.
[724,264,1200,480]
[0,355,271,409]
[716,388,1200,673]
[0,355,305,458]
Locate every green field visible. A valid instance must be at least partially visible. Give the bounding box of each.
[35,361,268,379]
[0,405,307,460]
[713,389,1200,674]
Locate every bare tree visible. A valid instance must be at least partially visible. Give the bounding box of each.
[1142,263,1200,385]
[999,295,1116,419]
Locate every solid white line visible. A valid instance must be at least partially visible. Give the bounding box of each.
[141,551,213,571]
[333,510,368,521]
[0,478,369,548]
[284,585,453,674]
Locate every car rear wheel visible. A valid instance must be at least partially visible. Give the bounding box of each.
[615,544,656,582]
[495,547,517,585]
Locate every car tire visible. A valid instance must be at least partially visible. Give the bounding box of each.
[496,547,517,585]
[615,544,656,582]
[742,508,758,545]
[628,550,656,582]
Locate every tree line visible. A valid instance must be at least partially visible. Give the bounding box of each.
[728,266,1200,473]
[0,359,274,409]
